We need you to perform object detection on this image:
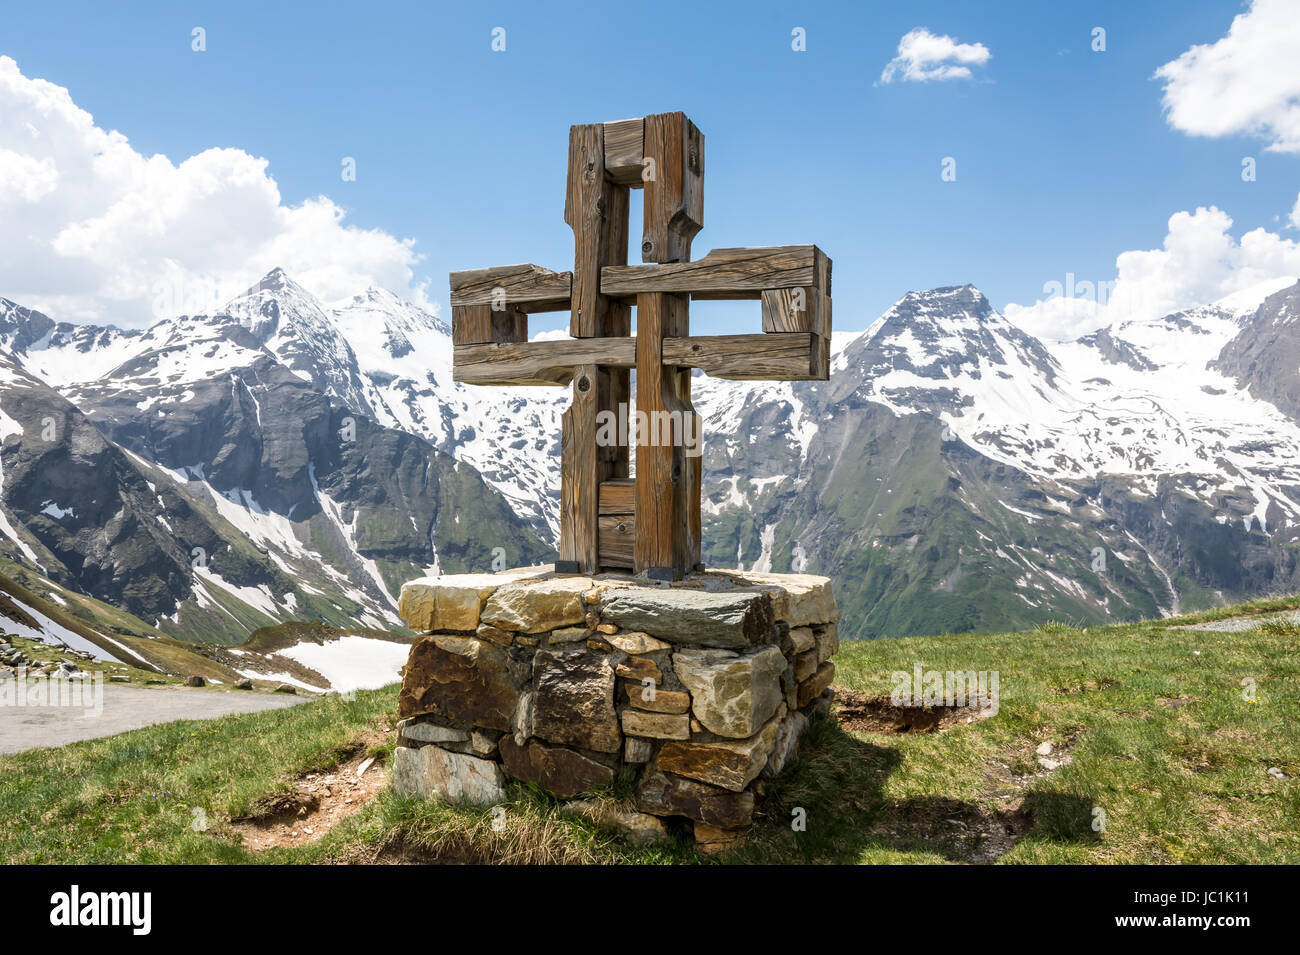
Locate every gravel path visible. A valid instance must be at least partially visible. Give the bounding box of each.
[0,684,309,755]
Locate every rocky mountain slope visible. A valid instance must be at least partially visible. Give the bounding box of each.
[5,269,1300,644]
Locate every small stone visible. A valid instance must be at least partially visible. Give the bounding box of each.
[233,678,253,690]
[475,624,514,647]
[471,729,500,757]
[549,627,590,644]
[624,737,655,763]
[531,648,621,754]
[498,737,615,799]
[674,646,786,738]
[622,682,690,714]
[595,623,619,635]
[788,627,815,654]
[693,821,747,854]
[621,710,691,740]
[1038,756,1061,771]
[585,610,601,628]
[391,744,506,805]
[814,624,840,664]
[606,631,672,654]
[586,639,612,653]
[562,800,667,845]
[184,675,206,687]
[796,661,835,708]
[109,674,131,684]
[515,635,539,648]
[1267,767,1286,780]
[763,712,808,777]
[635,771,755,829]
[399,719,470,744]
[274,683,297,694]
[615,656,661,684]
[1036,741,1053,756]
[481,577,593,633]
[794,649,818,682]
[657,716,782,791]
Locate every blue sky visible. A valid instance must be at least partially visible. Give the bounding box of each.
[2,0,1298,337]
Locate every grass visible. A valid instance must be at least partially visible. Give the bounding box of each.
[1,599,1297,864]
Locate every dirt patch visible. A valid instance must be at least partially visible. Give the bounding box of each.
[834,688,989,735]
[866,795,1034,863]
[232,732,388,850]
[1158,694,1191,708]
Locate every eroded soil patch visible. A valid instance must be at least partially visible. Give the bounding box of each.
[232,731,388,850]
[834,688,989,735]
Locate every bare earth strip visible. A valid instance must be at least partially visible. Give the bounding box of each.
[0,685,309,755]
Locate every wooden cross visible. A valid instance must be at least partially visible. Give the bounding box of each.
[449,112,832,580]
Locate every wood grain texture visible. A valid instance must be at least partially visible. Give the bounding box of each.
[603,245,824,299]
[449,263,572,312]
[662,333,824,381]
[453,338,635,386]
[599,478,636,515]
[451,305,528,346]
[560,363,600,572]
[641,112,703,264]
[598,514,636,568]
[565,123,631,339]
[603,117,645,187]
[635,291,696,577]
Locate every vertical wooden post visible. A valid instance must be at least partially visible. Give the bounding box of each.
[635,292,695,578]
[632,112,706,578]
[559,123,631,573]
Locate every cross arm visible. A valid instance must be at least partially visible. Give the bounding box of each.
[601,245,830,301]
[453,338,636,386]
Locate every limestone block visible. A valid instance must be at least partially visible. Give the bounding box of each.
[672,646,786,738]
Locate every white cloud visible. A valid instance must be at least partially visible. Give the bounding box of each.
[0,56,426,326]
[880,28,991,84]
[1005,200,1300,341]
[1155,0,1300,153]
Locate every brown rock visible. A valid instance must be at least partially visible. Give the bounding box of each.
[595,623,619,635]
[615,656,661,684]
[549,627,590,644]
[480,577,593,633]
[531,648,621,753]
[635,770,755,829]
[475,623,514,647]
[622,682,690,714]
[621,710,691,740]
[788,626,815,653]
[797,661,835,708]
[498,737,615,799]
[814,623,839,665]
[693,821,747,854]
[656,716,781,791]
[398,635,519,731]
[624,737,655,763]
[184,675,205,687]
[794,649,818,682]
[606,631,672,654]
[673,646,786,739]
[399,570,544,632]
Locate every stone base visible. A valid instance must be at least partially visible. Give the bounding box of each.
[393,566,839,847]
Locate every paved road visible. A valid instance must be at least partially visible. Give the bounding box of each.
[1175,609,1300,632]
[0,684,309,755]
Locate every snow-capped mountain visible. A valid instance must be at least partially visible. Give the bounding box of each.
[5,268,1300,643]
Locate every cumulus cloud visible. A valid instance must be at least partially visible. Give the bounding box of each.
[0,56,426,326]
[1155,0,1300,153]
[1005,200,1300,341]
[880,28,991,84]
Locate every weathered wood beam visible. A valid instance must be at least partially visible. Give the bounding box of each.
[603,118,645,187]
[599,478,636,515]
[453,338,636,387]
[598,514,636,568]
[602,245,827,299]
[566,124,631,339]
[451,304,528,346]
[662,332,826,381]
[641,112,704,264]
[560,364,600,572]
[449,264,572,313]
[636,291,696,578]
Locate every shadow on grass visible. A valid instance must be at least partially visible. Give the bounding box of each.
[731,716,1100,864]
